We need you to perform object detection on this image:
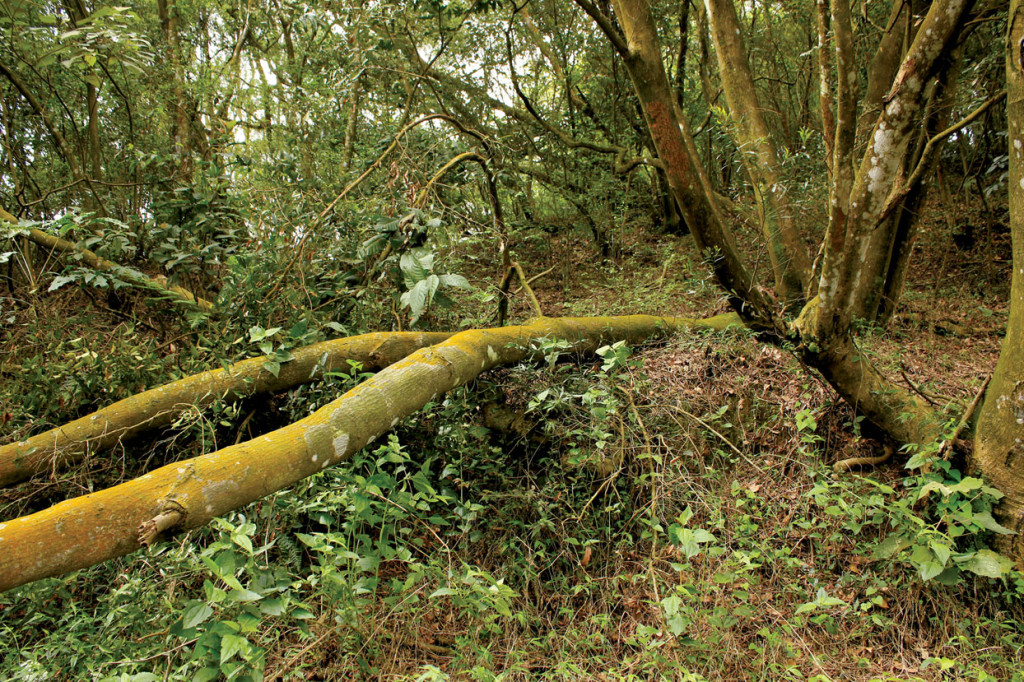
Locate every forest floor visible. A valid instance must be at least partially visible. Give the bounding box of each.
[1,197,1023,681]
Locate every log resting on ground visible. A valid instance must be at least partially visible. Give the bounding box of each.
[0,331,453,488]
[0,313,739,593]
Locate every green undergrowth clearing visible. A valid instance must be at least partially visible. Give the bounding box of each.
[1,232,1022,681]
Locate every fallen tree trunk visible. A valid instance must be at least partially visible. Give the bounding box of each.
[0,331,453,488]
[1,206,215,311]
[0,313,739,593]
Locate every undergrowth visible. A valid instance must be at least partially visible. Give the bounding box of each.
[1,226,1023,681]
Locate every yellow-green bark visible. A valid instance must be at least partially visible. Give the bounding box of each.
[0,331,452,488]
[0,313,739,593]
[1,206,214,311]
[703,0,809,296]
[972,4,1024,566]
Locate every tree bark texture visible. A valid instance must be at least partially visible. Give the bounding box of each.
[0,331,452,488]
[816,0,973,333]
[0,313,739,593]
[588,0,954,447]
[704,0,810,296]
[972,2,1024,565]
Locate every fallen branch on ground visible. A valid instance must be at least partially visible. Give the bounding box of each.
[0,331,452,488]
[0,312,740,593]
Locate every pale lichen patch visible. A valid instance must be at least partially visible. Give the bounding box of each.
[333,433,350,457]
[303,424,334,456]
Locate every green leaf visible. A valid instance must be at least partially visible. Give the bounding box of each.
[438,273,472,290]
[182,603,213,629]
[261,360,281,377]
[400,249,433,288]
[948,477,984,494]
[794,601,818,614]
[972,511,1016,535]
[228,588,262,602]
[959,549,1015,578]
[429,587,456,598]
[219,633,248,665]
[49,274,77,291]
[192,667,220,682]
[259,598,286,616]
[934,566,962,586]
[928,540,951,566]
[403,275,440,321]
[916,481,951,501]
[231,533,253,553]
[918,560,945,581]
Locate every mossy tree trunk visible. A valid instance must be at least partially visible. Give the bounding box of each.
[582,0,1024,562]
[0,331,452,488]
[971,4,1024,565]
[0,313,738,593]
[589,0,951,447]
[703,0,809,297]
[0,206,214,312]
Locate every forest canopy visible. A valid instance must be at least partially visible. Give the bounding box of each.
[1,0,1023,678]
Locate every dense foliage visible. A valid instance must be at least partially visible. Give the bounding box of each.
[2,0,1022,678]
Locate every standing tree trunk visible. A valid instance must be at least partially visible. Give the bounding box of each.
[972,3,1024,565]
[704,0,810,297]
[579,0,961,447]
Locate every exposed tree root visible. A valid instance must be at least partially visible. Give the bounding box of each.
[832,444,894,473]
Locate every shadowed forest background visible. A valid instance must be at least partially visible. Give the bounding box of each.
[2,0,1024,679]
